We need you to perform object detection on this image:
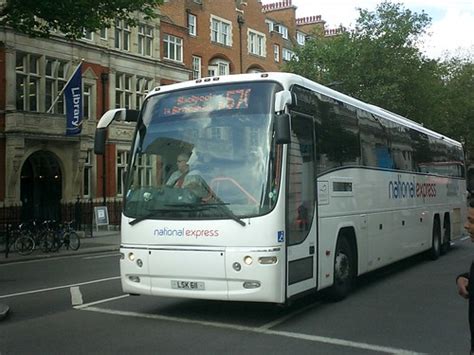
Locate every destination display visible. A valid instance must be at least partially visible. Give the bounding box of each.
[161,88,251,116]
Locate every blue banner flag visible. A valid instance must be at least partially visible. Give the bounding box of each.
[64,63,83,136]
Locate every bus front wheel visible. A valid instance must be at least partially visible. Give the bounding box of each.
[328,237,355,301]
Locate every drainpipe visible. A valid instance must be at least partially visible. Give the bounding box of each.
[237,14,245,73]
[100,72,109,206]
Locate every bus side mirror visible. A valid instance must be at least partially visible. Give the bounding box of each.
[275,113,290,145]
[94,128,107,155]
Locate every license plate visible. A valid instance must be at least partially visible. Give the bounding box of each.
[171,280,205,290]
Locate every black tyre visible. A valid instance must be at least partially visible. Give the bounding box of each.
[429,220,441,260]
[67,232,80,251]
[440,219,451,255]
[14,235,35,255]
[328,237,355,301]
[40,232,55,252]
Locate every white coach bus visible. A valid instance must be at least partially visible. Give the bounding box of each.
[94,72,467,303]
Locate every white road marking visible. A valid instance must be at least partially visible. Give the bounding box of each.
[74,294,129,309]
[78,306,423,354]
[0,276,120,299]
[70,286,84,306]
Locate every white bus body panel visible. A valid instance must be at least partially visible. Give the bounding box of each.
[120,212,287,303]
[317,168,466,290]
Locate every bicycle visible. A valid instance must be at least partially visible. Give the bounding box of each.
[12,222,35,256]
[50,221,80,252]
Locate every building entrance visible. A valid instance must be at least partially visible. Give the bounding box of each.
[20,150,62,222]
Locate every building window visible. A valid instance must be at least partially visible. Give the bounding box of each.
[188,13,197,36]
[210,16,232,46]
[83,150,93,198]
[99,28,107,40]
[115,73,153,110]
[276,24,288,39]
[282,48,295,61]
[83,84,92,119]
[248,29,266,57]
[208,58,230,77]
[16,53,41,112]
[130,153,153,191]
[117,150,128,196]
[265,20,274,32]
[135,77,153,110]
[115,20,131,51]
[297,31,306,45]
[192,56,202,79]
[163,34,183,62]
[82,29,94,41]
[273,44,280,62]
[138,24,153,56]
[115,73,133,108]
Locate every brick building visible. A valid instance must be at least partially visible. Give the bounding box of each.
[0,0,337,223]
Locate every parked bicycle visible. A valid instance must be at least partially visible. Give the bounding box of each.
[12,222,35,256]
[50,221,80,252]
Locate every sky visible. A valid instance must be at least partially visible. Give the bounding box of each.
[261,0,474,59]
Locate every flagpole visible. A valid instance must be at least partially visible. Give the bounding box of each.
[46,59,83,113]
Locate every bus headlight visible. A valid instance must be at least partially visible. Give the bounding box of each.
[136,259,143,268]
[258,256,278,265]
[128,252,136,261]
[244,256,253,265]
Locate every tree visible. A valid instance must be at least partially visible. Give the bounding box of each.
[0,0,163,40]
[285,1,441,125]
[443,60,474,159]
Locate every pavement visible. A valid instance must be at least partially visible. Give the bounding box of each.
[0,229,121,265]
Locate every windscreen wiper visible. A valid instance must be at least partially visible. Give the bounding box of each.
[129,206,207,226]
[201,202,246,227]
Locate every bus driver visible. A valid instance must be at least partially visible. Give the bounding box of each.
[166,152,208,199]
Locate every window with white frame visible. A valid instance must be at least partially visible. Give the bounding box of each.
[163,34,183,62]
[248,29,266,57]
[208,58,230,77]
[82,29,94,41]
[277,24,288,39]
[282,48,295,61]
[210,16,232,46]
[99,28,107,40]
[188,13,197,36]
[138,24,153,56]
[115,20,131,51]
[83,84,92,119]
[83,150,93,198]
[135,77,153,110]
[116,150,128,196]
[273,44,280,62]
[115,73,133,108]
[16,52,41,112]
[115,73,152,110]
[192,56,202,79]
[296,31,306,45]
[265,20,274,32]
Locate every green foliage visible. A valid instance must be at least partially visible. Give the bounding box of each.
[285,1,474,160]
[0,0,163,39]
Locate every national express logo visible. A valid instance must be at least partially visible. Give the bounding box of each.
[388,175,437,199]
[154,227,220,238]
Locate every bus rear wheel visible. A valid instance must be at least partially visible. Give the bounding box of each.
[328,237,355,301]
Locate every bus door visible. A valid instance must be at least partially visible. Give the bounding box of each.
[286,111,318,298]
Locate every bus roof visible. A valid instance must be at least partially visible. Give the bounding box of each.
[146,72,462,148]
